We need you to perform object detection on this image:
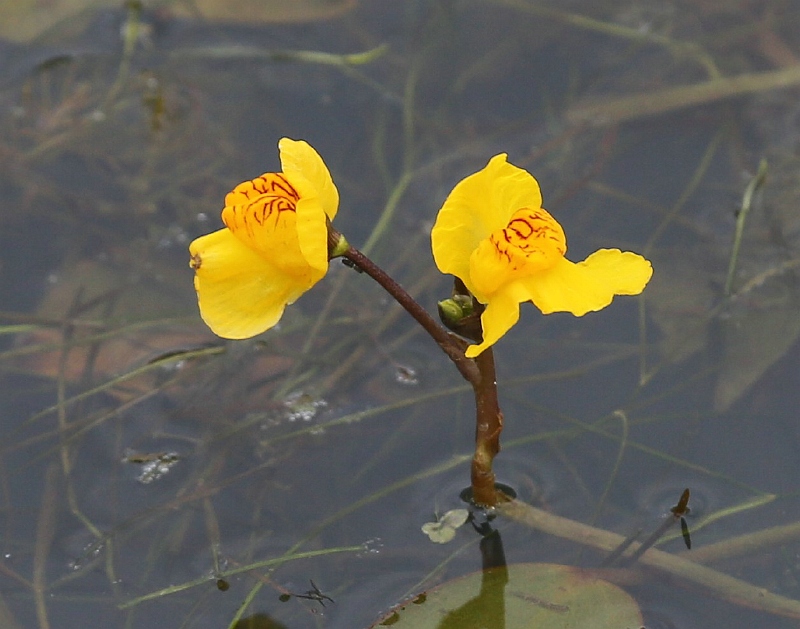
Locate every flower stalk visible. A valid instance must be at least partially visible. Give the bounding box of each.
[330,225,505,506]
[331,228,480,387]
[471,347,505,506]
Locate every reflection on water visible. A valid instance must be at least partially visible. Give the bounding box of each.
[2,1,800,628]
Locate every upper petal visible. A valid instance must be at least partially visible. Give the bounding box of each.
[189,228,322,339]
[292,195,330,273]
[279,138,339,272]
[519,249,653,316]
[279,138,339,220]
[431,154,543,296]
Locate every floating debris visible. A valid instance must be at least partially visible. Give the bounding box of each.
[283,391,327,422]
[394,364,419,386]
[421,508,470,544]
[122,450,182,484]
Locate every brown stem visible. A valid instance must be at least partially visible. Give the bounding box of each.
[471,348,504,507]
[340,245,480,385]
[336,231,504,506]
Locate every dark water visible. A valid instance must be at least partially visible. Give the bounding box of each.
[2,1,800,628]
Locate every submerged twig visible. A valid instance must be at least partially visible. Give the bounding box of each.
[500,498,800,619]
[33,464,59,629]
[725,159,769,296]
[486,0,720,78]
[622,488,691,565]
[170,43,388,67]
[568,64,800,126]
[685,520,800,565]
[99,0,142,112]
[119,547,362,609]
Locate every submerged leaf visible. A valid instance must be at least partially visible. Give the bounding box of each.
[647,148,800,410]
[713,271,800,411]
[646,254,717,366]
[647,249,800,411]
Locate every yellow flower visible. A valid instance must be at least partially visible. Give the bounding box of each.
[431,154,653,358]
[189,138,339,339]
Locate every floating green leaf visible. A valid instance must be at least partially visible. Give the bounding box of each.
[370,563,642,629]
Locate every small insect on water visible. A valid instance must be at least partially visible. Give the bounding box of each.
[671,488,692,550]
[278,579,334,608]
[603,487,692,567]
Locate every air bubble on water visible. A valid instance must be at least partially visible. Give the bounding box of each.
[68,539,105,572]
[394,364,418,386]
[156,224,190,250]
[133,452,181,484]
[357,538,384,557]
[257,411,282,430]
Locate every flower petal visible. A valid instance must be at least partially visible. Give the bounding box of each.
[279,138,339,219]
[279,138,339,272]
[189,228,322,339]
[432,153,543,298]
[520,249,653,316]
[465,286,523,358]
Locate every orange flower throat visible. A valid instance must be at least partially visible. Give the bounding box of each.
[222,173,300,240]
[471,207,567,297]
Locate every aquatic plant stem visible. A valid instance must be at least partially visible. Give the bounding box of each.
[471,348,504,506]
[335,233,505,505]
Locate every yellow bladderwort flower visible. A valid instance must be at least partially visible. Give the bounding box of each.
[189,138,339,339]
[431,153,653,358]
